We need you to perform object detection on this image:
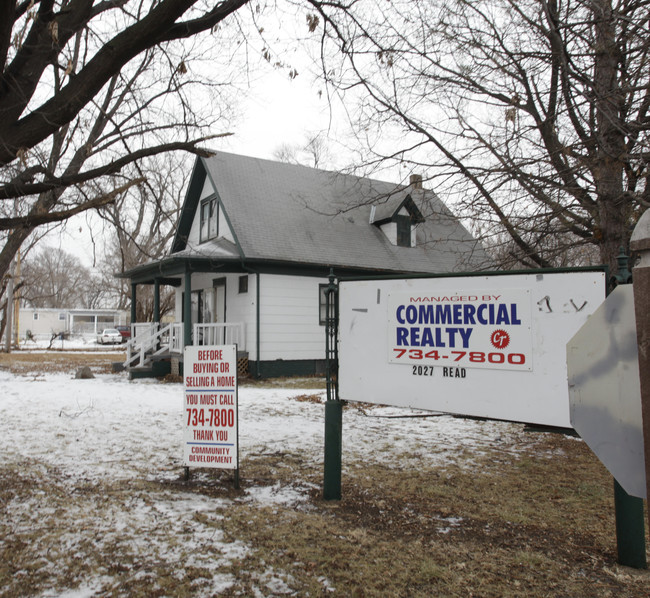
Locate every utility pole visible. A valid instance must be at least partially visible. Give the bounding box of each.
[4,264,13,353]
[13,249,20,347]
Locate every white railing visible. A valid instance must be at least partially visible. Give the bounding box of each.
[193,322,246,351]
[125,322,173,369]
[170,323,184,354]
[124,321,245,369]
[132,322,156,341]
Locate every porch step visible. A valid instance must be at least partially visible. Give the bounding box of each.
[128,360,171,379]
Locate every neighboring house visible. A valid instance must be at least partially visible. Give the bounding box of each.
[18,307,128,340]
[118,151,488,378]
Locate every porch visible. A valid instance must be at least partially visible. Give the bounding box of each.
[124,321,247,376]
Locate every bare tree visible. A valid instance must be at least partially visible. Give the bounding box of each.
[96,152,187,319]
[0,0,254,285]
[308,0,650,273]
[273,133,331,168]
[21,247,101,308]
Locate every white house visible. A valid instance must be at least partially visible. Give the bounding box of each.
[118,152,488,378]
[18,307,127,341]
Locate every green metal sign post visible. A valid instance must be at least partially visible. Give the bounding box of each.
[614,479,646,568]
[323,270,342,501]
[610,249,646,569]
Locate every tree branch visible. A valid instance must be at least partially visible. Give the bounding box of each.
[0,178,143,230]
[0,136,228,201]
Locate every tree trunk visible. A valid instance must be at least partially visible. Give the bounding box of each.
[592,0,628,273]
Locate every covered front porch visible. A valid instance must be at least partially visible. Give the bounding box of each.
[124,321,247,376]
[118,255,255,378]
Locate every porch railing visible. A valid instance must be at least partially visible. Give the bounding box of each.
[193,322,246,351]
[125,322,172,368]
[124,321,245,369]
[170,323,184,353]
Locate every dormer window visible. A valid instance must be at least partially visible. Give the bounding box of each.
[372,195,424,248]
[396,215,412,247]
[200,197,219,242]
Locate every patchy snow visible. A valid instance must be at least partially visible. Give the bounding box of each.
[0,365,536,595]
[17,334,125,352]
[245,483,316,508]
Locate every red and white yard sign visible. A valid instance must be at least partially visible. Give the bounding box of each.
[183,345,238,469]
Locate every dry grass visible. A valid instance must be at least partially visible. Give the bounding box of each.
[240,376,327,389]
[1,352,648,597]
[215,433,649,598]
[0,350,124,375]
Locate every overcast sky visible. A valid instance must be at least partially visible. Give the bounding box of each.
[51,62,342,270]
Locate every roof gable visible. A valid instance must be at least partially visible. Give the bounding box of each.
[172,157,242,257]
[371,194,425,226]
[172,158,207,253]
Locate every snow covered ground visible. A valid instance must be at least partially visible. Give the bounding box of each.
[0,366,542,597]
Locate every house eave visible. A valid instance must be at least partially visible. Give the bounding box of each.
[115,253,442,284]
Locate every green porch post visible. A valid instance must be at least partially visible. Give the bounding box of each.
[184,268,192,348]
[130,283,137,324]
[153,278,161,323]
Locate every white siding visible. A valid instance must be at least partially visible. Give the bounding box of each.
[187,206,202,246]
[174,272,327,361]
[380,221,397,245]
[200,177,214,200]
[174,273,257,357]
[218,207,235,243]
[227,274,257,358]
[258,274,327,361]
[19,309,65,338]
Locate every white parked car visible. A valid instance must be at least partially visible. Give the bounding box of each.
[97,328,123,345]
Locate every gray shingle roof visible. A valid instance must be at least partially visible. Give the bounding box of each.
[177,151,487,274]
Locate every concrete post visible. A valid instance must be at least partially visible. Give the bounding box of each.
[630,210,650,536]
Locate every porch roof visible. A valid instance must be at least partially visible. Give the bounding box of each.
[116,252,410,285]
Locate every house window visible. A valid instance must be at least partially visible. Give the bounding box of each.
[319,284,335,326]
[33,312,39,321]
[200,197,218,243]
[238,275,248,294]
[396,215,412,247]
[58,313,66,321]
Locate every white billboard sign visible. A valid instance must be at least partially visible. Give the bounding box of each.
[183,345,238,469]
[339,271,605,428]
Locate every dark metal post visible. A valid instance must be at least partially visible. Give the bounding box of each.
[184,267,192,349]
[631,214,650,558]
[130,283,137,325]
[614,479,646,568]
[153,278,161,323]
[323,269,342,500]
[610,247,647,568]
